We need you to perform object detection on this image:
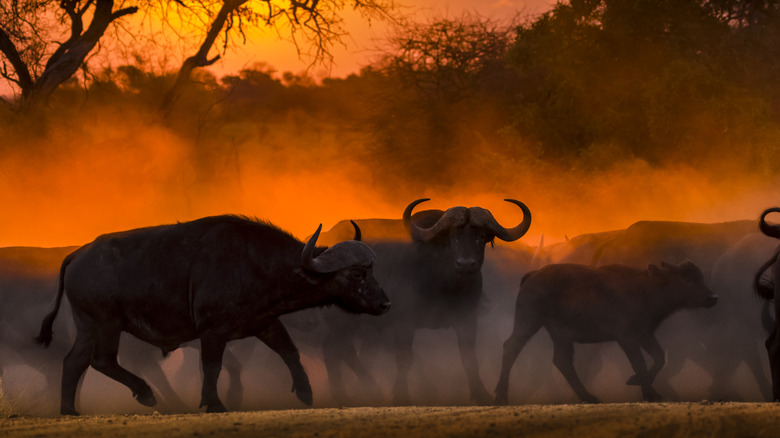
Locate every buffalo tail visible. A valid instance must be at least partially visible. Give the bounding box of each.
[35,250,75,347]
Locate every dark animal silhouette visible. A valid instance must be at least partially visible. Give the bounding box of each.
[0,247,320,414]
[589,219,759,400]
[753,207,780,402]
[323,198,532,405]
[35,215,390,415]
[495,261,718,404]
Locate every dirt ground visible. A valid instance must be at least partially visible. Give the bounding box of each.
[1,403,779,437]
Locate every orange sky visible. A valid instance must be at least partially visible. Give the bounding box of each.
[4,1,777,249]
[208,0,555,79]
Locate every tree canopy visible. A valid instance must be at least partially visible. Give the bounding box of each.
[3,0,780,193]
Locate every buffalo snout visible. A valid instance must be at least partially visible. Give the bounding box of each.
[455,258,480,273]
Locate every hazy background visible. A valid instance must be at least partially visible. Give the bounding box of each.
[3,1,780,414]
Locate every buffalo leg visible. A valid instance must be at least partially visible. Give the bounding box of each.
[626,335,665,386]
[256,319,312,406]
[199,336,227,413]
[745,341,774,402]
[494,319,542,405]
[60,332,93,416]
[707,351,742,401]
[392,324,415,405]
[90,328,156,408]
[221,348,244,409]
[344,343,383,402]
[322,317,355,405]
[767,327,780,402]
[618,340,661,402]
[551,337,599,403]
[118,338,189,412]
[454,316,491,405]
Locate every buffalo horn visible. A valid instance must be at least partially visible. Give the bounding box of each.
[403,198,462,242]
[760,207,780,239]
[350,220,362,241]
[302,224,327,273]
[474,199,532,242]
[302,223,375,273]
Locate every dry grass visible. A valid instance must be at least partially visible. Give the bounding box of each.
[0,379,18,418]
[1,403,780,437]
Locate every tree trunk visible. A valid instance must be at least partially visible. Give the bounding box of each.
[18,0,137,112]
[161,0,249,115]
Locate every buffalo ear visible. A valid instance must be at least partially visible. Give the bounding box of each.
[647,263,663,277]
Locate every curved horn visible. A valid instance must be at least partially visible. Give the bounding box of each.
[759,207,780,239]
[486,199,532,242]
[302,223,376,274]
[350,220,362,241]
[403,198,436,242]
[302,224,328,273]
[403,198,463,242]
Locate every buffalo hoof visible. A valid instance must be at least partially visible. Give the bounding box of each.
[494,392,509,406]
[472,388,493,406]
[206,403,228,413]
[134,389,157,407]
[580,394,601,404]
[199,397,228,413]
[293,382,313,406]
[642,389,662,402]
[61,405,80,416]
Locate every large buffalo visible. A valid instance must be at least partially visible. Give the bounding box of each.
[495,261,718,404]
[35,215,390,415]
[0,246,320,414]
[754,207,780,402]
[323,198,532,405]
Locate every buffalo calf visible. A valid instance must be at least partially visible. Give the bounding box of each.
[495,261,717,404]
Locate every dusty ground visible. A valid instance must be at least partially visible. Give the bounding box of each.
[1,403,779,437]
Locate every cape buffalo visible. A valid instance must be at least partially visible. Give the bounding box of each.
[495,261,718,404]
[754,207,780,402]
[35,215,390,415]
[589,219,758,400]
[322,198,532,405]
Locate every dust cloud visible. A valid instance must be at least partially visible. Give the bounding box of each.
[1,81,779,417]
[1,106,778,248]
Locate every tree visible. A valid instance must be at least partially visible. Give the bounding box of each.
[160,0,397,113]
[1,0,396,113]
[504,0,780,169]
[0,0,139,111]
[355,14,520,189]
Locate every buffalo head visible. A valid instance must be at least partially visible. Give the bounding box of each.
[302,220,390,315]
[648,260,718,309]
[403,198,532,274]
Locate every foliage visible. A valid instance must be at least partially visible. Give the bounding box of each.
[0,1,397,112]
[4,0,780,193]
[503,0,780,172]
[0,0,140,110]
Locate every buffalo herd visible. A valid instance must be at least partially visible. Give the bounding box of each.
[1,200,779,415]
